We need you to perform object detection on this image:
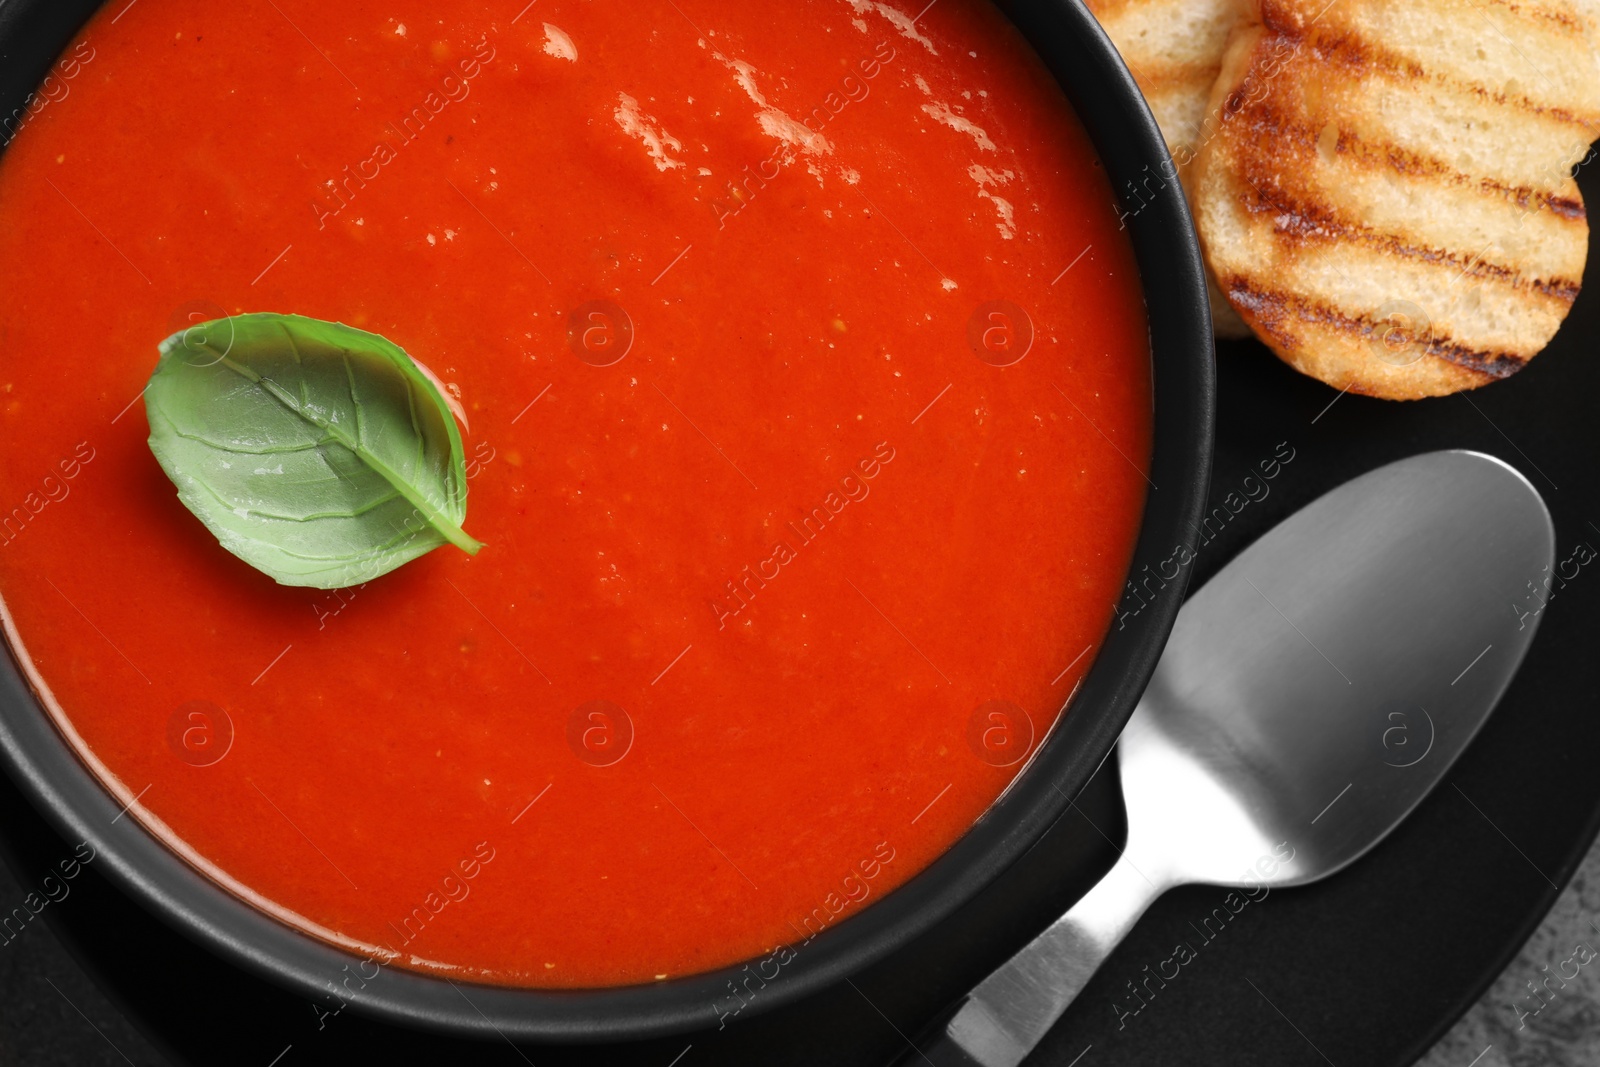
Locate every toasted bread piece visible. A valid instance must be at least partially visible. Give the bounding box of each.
[1086,0,1253,337]
[1190,0,1600,398]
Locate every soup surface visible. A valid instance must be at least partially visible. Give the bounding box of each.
[0,0,1150,988]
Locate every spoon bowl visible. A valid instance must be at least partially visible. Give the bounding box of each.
[909,450,1554,1066]
[1126,448,1554,891]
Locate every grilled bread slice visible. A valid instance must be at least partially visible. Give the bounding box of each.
[1085,0,1245,159]
[1190,0,1600,398]
[1087,0,1253,337]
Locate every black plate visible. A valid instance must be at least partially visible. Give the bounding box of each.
[5,3,1600,1067]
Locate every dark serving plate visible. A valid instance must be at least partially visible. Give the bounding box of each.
[0,0,1215,1049]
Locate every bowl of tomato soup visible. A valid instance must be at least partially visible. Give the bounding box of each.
[0,0,1211,1042]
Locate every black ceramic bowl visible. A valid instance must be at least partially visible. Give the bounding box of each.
[0,0,1214,1045]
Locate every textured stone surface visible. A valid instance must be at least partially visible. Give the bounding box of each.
[1417,831,1600,1067]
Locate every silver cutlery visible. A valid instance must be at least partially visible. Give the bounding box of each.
[901,449,1554,1066]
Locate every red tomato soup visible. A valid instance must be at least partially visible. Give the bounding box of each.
[0,0,1150,987]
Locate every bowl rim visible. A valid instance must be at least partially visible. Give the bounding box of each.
[0,0,1215,1044]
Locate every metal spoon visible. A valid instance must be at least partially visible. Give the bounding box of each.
[900,449,1554,1066]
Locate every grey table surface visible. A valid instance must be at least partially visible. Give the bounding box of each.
[1417,828,1600,1067]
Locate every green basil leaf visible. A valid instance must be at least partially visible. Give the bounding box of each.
[144,313,483,589]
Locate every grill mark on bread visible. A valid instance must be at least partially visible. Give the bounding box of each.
[1225,151,1583,302]
[1225,278,1525,378]
[1311,32,1598,130]
[1229,101,1587,222]
[1263,0,1584,48]
[1479,0,1585,35]
[1248,11,1600,132]
[1138,58,1230,83]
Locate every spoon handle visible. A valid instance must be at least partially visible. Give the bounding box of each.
[890,852,1161,1067]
